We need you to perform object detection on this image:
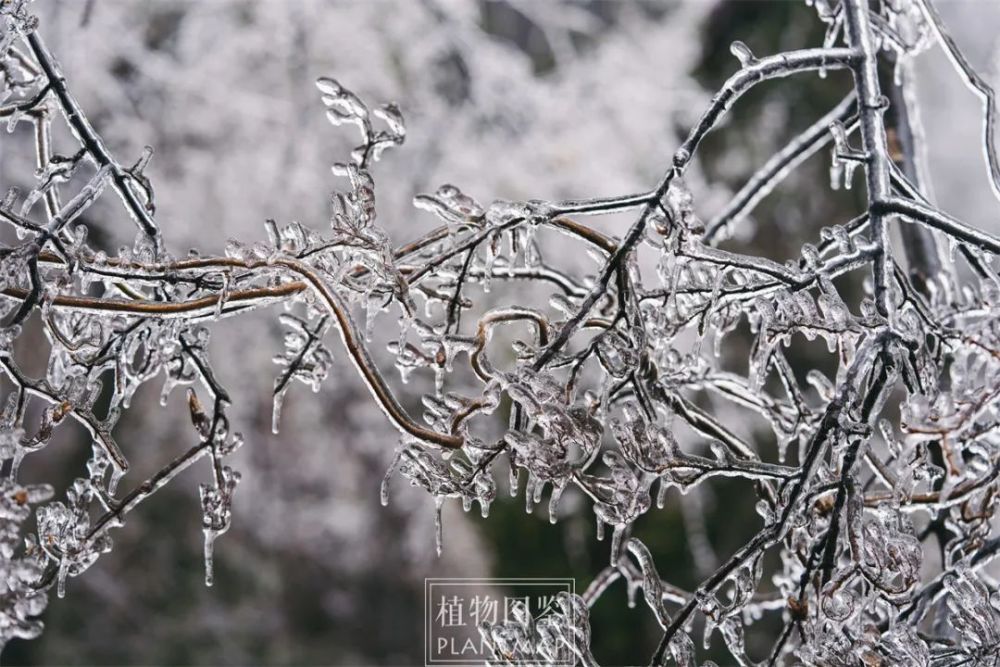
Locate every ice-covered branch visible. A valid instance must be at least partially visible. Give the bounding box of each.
[6,1,1000,663]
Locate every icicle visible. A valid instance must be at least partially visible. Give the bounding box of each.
[610,524,625,563]
[56,560,68,599]
[434,496,445,557]
[203,527,217,587]
[533,476,545,505]
[548,484,564,524]
[712,328,724,360]
[523,224,540,267]
[10,450,26,480]
[108,466,125,495]
[482,234,500,294]
[381,448,403,507]
[364,292,381,342]
[657,478,669,509]
[396,312,412,356]
[525,475,536,514]
[6,107,23,133]
[271,390,285,436]
[214,272,231,319]
[397,363,413,384]
[626,578,638,609]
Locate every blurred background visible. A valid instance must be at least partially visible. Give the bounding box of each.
[2,0,999,665]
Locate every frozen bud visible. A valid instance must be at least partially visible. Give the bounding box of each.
[729,40,758,67]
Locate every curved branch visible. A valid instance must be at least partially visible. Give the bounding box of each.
[704,93,857,242]
[916,0,1000,203]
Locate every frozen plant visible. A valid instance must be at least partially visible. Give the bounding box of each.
[2,0,1000,664]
